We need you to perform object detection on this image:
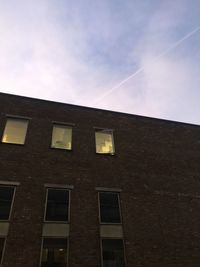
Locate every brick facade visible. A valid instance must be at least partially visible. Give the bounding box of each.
[0,92,200,267]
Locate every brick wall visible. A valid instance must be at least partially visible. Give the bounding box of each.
[0,93,200,267]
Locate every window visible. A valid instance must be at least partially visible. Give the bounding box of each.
[2,118,28,144]
[45,189,69,222]
[51,125,72,150]
[41,238,68,267]
[101,239,126,267]
[0,238,5,264]
[0,186,15,220]
[99,192,121,224]
[95,129,115,154]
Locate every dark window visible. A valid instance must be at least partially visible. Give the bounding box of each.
[45,189,69,222]
[0,186,15,220]
[0,238,5,264]
[41,238,68,267]
[102,239,125,267]
[99,192,121,223]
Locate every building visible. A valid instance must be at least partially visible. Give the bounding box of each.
[0,92,200,267]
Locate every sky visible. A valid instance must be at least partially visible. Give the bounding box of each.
[0,0,200,124]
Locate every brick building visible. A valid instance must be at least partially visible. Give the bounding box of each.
[0,92,200,267]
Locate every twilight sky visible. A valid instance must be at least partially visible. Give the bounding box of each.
[0,0,200,124]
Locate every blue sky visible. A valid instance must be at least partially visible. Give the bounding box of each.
[0,0,200,124]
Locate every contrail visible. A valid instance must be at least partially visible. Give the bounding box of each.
[93,25,200,105]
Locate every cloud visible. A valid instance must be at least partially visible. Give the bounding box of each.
[0,0,200,124]
[0,1,107,101]
[91,0,200,124]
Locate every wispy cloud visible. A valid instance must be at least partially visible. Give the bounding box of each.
[0,0,200,124]
[93,25,200,108]
[90,0,200,123]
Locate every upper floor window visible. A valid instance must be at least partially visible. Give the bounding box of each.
[99,192,121,224]
[41,238,68,267]
[45,188,69,222]
[2,118,28,145]
[95,129,115,154]
[0,186,15,220]
[101,239,126,267]
[51,125,72,150]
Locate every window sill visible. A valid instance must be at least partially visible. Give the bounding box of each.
[50,146,72,152]
[44,221,69,224]
[1,142,25,146]
[95,152,116,156]
[100,222,122,225]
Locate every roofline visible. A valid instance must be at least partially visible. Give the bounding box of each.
[0,91,199,128]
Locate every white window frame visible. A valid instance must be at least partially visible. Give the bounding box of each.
[100,238,126,267]
[0,236,6,266]
[98,191,122,225]
[1,117,29,145]
[0,185,16,222]
[95,128,115,155]
[44,188,71,223]
[39,237,69,267]
[51,123,73,150]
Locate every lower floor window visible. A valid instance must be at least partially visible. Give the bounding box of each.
[41,238,68,267]
[102,239,126,267]
[0,238,5,264]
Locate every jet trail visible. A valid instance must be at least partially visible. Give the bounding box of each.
[93,25,200,105]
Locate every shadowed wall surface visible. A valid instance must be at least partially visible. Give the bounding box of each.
[0,93,200,267]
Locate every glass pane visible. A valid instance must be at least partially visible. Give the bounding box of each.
[102,239,125,267]
[45,189,69,221]
[95,130,114,154]
[41,238,67,267]
[0,238,5,263]
[0,186,15,220]
[2,118,28,144]
[51,125,72,150]
[100,192,121,223]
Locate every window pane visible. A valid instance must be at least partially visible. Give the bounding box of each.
[95,130,115,154]
[0,186,15,220]
[102,239,125,267]
[0,238,5,263]
[2,118,28,144]
[99,192,121,223]
[51,125,72,150]
[41,238,68,267]
[45,189,69,222]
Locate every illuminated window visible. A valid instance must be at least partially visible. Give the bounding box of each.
[51,125,72,150]
[95,129,115,154]
[2,118,28,144]
[41,238,68,267]
[99,192,121,224]
[0,186,15,220]
[45,188,69,222]
[101,239,126,267]
[0,238,5,264]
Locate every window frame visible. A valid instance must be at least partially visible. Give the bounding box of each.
[94,128,115,155]
[39,237,69,267]
[0,237,6,266]
[1,116,29,145]
[44,188,71,223]
[98,191,122,225]
[100,238,126,267]
[0,185,16,222]
[51,123,73,151]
